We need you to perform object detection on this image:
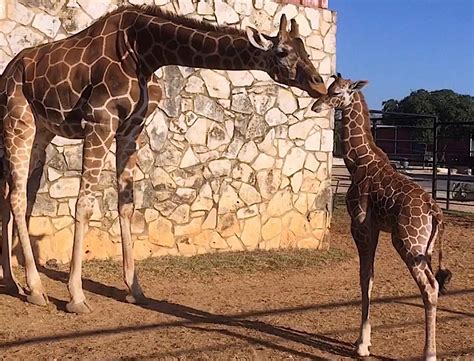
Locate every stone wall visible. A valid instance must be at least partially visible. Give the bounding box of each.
[0,0,336,263]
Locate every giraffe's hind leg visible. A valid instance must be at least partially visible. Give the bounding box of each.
[351,218,379,357]
[3,102,48,306]
[1,176,24,296]
[392,229,438,361]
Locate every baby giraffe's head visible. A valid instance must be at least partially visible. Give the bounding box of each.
[311,73,368,113]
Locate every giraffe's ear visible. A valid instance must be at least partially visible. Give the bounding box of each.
[246,26,273,51]
[289,19,299,37]
[350,80,369,92]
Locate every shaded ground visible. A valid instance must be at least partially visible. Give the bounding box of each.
[0,197,473,360]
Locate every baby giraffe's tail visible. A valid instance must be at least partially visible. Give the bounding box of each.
[431,208,452,295]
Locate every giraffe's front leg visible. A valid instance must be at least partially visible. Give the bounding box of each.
[67,121,117,314]
[351,219,379,357]
[116,131,145,304]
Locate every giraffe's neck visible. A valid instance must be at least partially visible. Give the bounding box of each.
[340,93,385,172]
[132,12,268,75]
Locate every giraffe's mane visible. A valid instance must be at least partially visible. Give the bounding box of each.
[100,4,247,36]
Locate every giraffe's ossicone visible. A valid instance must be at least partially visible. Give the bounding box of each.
[312,74,452,361]
[0,5,327,314]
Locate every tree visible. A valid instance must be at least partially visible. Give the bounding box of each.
[381,89,474,143]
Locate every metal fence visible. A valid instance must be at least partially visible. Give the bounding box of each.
[332,110,474,213]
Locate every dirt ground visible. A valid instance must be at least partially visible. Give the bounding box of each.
[0,200,473,360]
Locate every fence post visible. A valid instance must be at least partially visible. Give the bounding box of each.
[446,165,451,210]
[432,116,438,200]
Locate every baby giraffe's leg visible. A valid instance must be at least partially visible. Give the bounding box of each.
[392,230,438,361]
[351,219,379,357]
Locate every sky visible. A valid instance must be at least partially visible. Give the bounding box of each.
[329,0,474,109]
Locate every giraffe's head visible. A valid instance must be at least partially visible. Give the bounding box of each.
[246,15,327,97]
[311,73,368,112]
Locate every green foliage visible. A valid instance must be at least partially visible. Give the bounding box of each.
[381,89,474,143]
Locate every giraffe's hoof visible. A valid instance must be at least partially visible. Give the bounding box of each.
[3,280,26,297]
[125,292,147,305]
[27,291,49,306]
[66,300,93,314]
[356,344,370,357]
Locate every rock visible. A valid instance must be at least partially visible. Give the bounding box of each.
[307,34,323,49]
[63,145,83,170]
[77,0,112,18]
[318,56,332,75]
[32,13,61,38]
[207,122,231,150]
[217,213,240,238]
[185,75,204,93]
[202,208,217,229]
[232,163,255,183]
[291,171,303,193]
[324,32,336,54]
[305,8,321,29]
[50,177,80,198]
[238,141,258,163]
[305,153,319,172]
[267,189,293,216]
[239,183,261,205]
[178,0,195,15]
[146,111,168,152]
[149,217,175,247]
[237,204,259,219]
[191,183,213,211]
[282,147,307,176]
[257,169,281,200]
[175,217,202,236]
[289,119,315,140]
[265,108,288,127]
[8,2,34,25]
[224,138,244,159]
[134,179,155,209]
[7,26,44,55]
[277,88,298,114]
[195,94,225,122]
[252,153,275,170]
[305,131,322,151]
[231,90,253,114]
[29,216,55,236]
[150,168,176,190]
[294,14,312,37]
[246,115,268,140]
[274,4,298,23]
[169,204,190,224]
[215,1,240,25]
[262,218,281,241]
[218,182,242,214]
[197,0,213,15]
[144,209,159,223]
[175,187,197,203]
[180,147,200,168]
[228,71,254,87]
[240,216,261,248]
[201,70,230,98]
[209,159,232,177]
[320,129,334,152]
[278,139,294,158]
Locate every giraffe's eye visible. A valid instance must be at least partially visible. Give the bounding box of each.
[276,49,289,58]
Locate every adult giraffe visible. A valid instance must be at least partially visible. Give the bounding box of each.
[312,74,451,361]
[0,5,327,314]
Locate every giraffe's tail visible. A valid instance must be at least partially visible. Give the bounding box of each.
[431,208,452,295]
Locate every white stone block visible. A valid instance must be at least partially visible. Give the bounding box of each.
[277,88,298,114]
[320,129,334,152]
[180,147,200,168]
[289,119,315,140]
[201,69,230,98]
[8,2,34,25]
[305,131,321,151]
[215,0,240,25]
[252,153,275,171]
[185,117,208,145]
[295,14,312,37]
[305,8,321,30]
[178,0,195,15]
[265,108,288,127]
[282,147,306,176]
[32,13,61,38]
[227,70,254,87]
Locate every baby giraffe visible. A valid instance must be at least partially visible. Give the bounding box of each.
[312,74,451,360]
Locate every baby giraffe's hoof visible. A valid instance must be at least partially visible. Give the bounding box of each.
[66,300,93,314]
[27,291,49,306]
[126,292,147,305]
[356,343,370,357]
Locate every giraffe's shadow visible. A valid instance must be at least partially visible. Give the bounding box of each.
[4,264,396,360]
